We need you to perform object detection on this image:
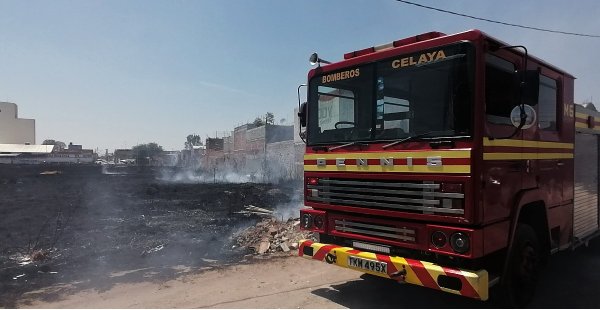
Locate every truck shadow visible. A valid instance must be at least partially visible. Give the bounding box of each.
[311,238,600,308]
[311,275,486,308]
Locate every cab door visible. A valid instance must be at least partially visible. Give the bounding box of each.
[482,52,532,222]
[536,73,564,207]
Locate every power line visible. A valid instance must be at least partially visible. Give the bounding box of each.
[396,0,600,38]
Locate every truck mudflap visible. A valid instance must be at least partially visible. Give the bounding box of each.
[298,240,489,301]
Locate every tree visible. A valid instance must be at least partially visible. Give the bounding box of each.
[253,112,275,127]
[42,139,66,151]
[132,143,164,161]
[253,117,265,127]
[265,112,275,125]
[184,134,203,150]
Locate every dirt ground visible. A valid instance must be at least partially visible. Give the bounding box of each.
[17,255,355,309]
[0,165,301,308]
[16,237,600,309]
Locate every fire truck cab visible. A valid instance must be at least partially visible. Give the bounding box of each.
[297,29,599,306]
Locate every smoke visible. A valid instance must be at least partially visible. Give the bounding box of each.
[273,188,304,221]
[158,168,260,184]
[159,149,301,185]
[100,164,128,175]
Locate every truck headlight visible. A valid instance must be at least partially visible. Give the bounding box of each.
[301,213,313,229]
[450,232,470,254]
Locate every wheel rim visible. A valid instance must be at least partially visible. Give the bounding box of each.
[519,243,538,284]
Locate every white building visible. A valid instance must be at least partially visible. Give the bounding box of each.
[0,144,54,164]
[0,102,35,144]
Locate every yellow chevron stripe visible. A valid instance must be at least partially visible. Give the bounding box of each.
[483,153,573,160]
[299,240,489,300]
[303,164,471,174]
[304,150,471,160]
[483,138,573,149]
[422,262,458,294]
[463,269,488,300]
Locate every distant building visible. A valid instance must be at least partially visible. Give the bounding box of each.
[66,142,83,151]
[0,102,35,144]
[160,151,180,167]
[0,144,54,164]
[233,123,254,154]
[223,135,234,153]
[114,149,134,164]
[206,138,224,151]
[235,124,294,155]
[0,142,95,164]
[180,145,205,168]
[48,142,95,164]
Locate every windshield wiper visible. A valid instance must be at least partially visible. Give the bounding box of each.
[328,141,368,151]
[381,131,435,149]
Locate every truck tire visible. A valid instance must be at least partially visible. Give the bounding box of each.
[499,224,541,307]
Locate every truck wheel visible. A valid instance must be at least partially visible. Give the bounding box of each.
[500,224,541,307]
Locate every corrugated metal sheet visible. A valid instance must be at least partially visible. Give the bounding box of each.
[574,134,599,239]
[0,144,54,153]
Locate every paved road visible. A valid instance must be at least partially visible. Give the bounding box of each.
[20,238,600,308]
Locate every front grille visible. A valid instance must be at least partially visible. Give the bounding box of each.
[307,178,464,215]
[334,219,415,242]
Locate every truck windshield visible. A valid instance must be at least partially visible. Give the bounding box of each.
[307,42,474,145]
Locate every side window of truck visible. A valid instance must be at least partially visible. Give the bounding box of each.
[485,54,517,125]
[538,75,558,130]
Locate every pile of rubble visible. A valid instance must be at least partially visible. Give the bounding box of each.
[233,217,315,255]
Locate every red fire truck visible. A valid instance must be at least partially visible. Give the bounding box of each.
[296,29,600,306]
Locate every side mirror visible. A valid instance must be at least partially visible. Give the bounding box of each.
[510,104,536,129]
[522,70,540,106]
[298,102,307,127]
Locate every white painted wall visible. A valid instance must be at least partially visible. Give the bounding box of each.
[0,102,35,144]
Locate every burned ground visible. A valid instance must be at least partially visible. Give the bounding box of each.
[0,165,301,307]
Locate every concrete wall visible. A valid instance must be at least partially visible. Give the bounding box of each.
[233,124,249,153]
[223,135,233,153]
[266,140,305,181]
[0,102,35,144]
[266,124,293,144]
[294,107,302,143]
[246,126,266,154]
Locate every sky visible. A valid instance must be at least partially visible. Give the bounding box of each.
[1,0,599,152]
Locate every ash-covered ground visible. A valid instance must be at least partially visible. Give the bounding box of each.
[0,165,303,307]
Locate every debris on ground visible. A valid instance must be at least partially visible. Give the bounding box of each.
[140,244,165,256]
[233,217,315,255]
[233,205,274,217]
[39,170,61,175]
[31,250,50,262]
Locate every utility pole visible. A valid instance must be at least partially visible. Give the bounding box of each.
[263,113,268,183]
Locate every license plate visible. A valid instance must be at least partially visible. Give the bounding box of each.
[347,256,387,274]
